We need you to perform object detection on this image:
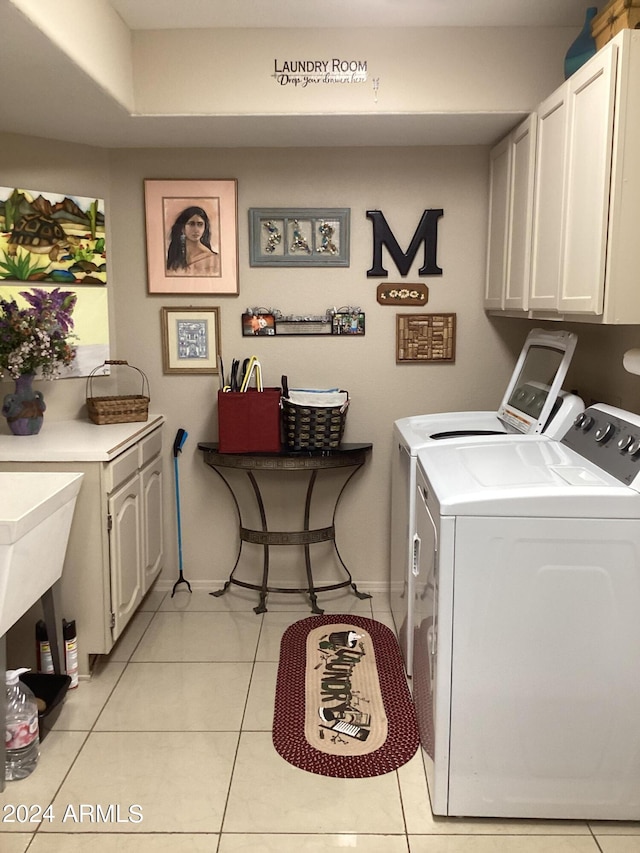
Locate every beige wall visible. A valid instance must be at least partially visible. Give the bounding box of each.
[106,143,522,591]
[133,27,572,118]
[0,132,524,597]
[5,131,640,603]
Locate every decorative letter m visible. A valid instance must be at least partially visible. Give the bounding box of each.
[366,209,443,278]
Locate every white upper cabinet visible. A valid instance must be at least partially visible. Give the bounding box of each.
[485,134,511,310]
[487,30,640,324]
[559,46,616,313]
[505,116,537,311]
[485,115,536,312]
[529,85,569,310]
[530,42,617,314]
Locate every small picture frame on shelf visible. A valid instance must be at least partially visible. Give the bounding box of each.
[241,312,276,336]
[332,310,365,335]
[161,306,221,374]
[249,208,350,267]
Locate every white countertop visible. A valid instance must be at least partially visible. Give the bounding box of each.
[0,415,165,462]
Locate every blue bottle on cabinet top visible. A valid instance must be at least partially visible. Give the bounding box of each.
[564,6,599,79]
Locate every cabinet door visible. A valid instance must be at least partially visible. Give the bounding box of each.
[141,455,164,591]
[484,135,511,310]
[529,87,569,310]
[108,474,143,642]
[504,115,537,311]
[560,43,617,314]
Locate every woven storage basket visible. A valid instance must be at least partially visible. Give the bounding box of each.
[591,0,640,50]
[86,360,150,425]
[281,380,349,451]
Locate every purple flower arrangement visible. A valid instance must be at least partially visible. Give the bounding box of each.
[0,287,77,379]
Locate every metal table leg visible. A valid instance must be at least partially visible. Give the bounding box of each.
[201,444,373,614]
[247,471,269,614]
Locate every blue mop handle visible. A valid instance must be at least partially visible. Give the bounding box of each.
[173,428,188,457]
[173,429,188,572]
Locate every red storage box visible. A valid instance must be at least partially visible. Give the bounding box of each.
[217,388,282,453]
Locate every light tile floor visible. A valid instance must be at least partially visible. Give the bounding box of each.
[1,585,639,852]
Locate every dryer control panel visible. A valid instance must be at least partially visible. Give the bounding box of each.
[561,404,640,487]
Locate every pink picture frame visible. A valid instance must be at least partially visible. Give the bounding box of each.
[144,179,238,295]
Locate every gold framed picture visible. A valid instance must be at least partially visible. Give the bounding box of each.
[160,306,221,374]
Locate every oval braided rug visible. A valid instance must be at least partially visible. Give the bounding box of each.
[273,614,419,778]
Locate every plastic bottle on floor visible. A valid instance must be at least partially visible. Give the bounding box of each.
[5,668,40,781]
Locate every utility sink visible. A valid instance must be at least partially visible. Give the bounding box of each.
[0,472,83,637]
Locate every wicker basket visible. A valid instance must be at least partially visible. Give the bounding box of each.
[281,382,349,451]
[592,0,640,50]
[86,360,150,425]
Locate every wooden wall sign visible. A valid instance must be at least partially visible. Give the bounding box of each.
[376,283,428,306]
[396,313,456,363]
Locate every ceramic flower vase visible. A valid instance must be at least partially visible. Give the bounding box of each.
[564,6,598,79]
[2,374,46,435]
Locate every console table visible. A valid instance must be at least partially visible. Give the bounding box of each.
[198,443,373,614]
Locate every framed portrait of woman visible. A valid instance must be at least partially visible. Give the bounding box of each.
[144,179,238,295]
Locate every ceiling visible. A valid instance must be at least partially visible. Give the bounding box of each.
[110,0,597,30]
[0,0,597,149]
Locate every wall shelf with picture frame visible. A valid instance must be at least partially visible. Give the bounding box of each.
[241,306,365,336]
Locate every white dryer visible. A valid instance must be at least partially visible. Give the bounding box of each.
[391,328,584,674]
[413,404,640,820]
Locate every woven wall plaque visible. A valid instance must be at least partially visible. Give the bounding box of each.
[396,313,456,363]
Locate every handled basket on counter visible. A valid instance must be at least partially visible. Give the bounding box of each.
[281,375,349,451]
[86,360,150,425]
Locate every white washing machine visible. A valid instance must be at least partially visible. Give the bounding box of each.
[413,404,640,820]
[390,328,584,674]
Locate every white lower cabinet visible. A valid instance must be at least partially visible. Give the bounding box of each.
[0,417,165,675]
[141,455,164,591]
[105,427,165,642]
[109,464,144,642]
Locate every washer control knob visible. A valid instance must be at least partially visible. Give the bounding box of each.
[629,440,640,457]
[574,413,587,428]
[581,415,595,432]
[618,434,634,452]
[595,422,615,443]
